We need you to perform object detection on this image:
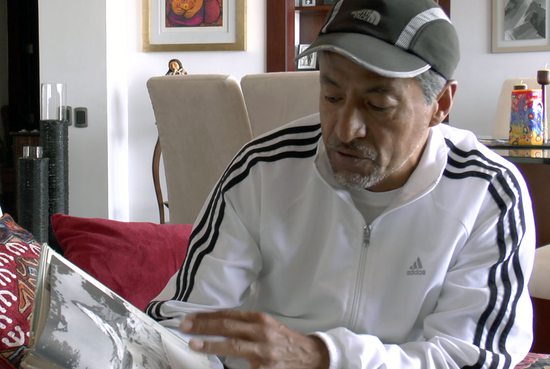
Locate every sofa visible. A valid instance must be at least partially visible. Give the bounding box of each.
[0,212,548,368]
[0,212,193,368]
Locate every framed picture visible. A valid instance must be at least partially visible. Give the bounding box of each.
[297,44,317,70]
[301,0,316,6]
[143,0,246,51]
[492,0,550,52]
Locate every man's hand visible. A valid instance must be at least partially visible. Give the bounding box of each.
[179,309,330,369]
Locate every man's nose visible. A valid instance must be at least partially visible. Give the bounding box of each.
[334,108,366,143]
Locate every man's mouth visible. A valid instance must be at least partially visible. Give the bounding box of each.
[337,148,366,159]
[331,144,376,161]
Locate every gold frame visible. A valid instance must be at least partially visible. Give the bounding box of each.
[143,0,246,51]
[492,0,550,53]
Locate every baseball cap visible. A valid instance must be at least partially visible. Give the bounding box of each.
[297,0,460,80]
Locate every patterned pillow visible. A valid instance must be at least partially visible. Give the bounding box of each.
[0,214,41,368]
[515,352,550,369]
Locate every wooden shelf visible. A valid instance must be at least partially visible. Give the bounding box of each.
[266,0,451,72]
[295,5,333,13]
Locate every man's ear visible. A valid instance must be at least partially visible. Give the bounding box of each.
[430,80,458,127]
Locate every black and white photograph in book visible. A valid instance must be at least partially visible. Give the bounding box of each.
[297,44,318,70]
[492,0,550,51]
[20,246,220,369]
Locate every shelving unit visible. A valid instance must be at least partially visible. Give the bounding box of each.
[266,0,451,72]
[296,5,333,46]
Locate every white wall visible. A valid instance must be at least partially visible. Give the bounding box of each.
[39,0,109,219]
[451,0,550,138]
[126,0,265,222]
[39,0,265,222]
[37,0,549,222]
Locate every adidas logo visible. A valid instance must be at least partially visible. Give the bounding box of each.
[406,257,426,276]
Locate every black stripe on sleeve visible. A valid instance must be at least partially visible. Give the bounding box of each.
[147,123,321,320]
[444,139,527,369]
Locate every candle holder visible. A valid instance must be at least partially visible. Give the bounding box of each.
[537,69,550,143]
[40,83,69,246]
[17,146,49,243]
[509,84,544,146]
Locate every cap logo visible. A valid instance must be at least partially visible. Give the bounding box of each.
[351,9,381,26]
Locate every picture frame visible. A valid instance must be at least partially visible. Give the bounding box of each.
[301,0,316,6]
[296,44,317,70]
[492,0,550,53]
[143,0,246,52]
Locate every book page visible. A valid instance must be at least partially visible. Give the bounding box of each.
[24,249,221,369]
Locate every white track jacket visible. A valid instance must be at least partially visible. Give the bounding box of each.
[147,114,536,369]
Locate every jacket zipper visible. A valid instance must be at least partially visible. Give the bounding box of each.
[349,224,371,330]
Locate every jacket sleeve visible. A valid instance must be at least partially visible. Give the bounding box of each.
[313,172,537,369]
[146,179,263,327]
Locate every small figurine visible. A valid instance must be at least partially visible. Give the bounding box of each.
[166,59,188,76]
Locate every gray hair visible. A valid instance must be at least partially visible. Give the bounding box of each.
[415,69,447,105]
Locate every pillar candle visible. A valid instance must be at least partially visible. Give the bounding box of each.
[509,88,544,145]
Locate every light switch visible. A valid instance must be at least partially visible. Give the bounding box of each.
[74,107,88,128]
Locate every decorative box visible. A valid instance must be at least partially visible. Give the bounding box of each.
[509,88,544,146]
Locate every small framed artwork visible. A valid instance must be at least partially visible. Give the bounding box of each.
[301,0,316,6]
[143,0,246,51]
[297,44,318,70]
[492,0,550,52]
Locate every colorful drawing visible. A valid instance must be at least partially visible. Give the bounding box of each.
[165,0,222,27]
[509,88,544,145]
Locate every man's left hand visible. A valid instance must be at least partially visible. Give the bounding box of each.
[179,309,329,369]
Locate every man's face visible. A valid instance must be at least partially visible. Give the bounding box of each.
[319,52,440,192]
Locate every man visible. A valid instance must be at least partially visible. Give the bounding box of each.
[147,0,536,368]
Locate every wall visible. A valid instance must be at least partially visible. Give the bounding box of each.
[37,0,549,222]
[39,0,265,222]
[126,0,265,222]
[39,0,109,219]
[451,0,550,138]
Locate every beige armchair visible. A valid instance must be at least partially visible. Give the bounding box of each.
[147,71,322,224]
[528,244,550,355]
[147,75,253,224]
[530,245,550,300]
[241,71,320,137]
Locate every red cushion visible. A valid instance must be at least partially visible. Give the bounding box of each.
[50,213,192,311]
[0,214,41,367]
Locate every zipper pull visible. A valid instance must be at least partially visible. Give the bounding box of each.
[362,225,371,248]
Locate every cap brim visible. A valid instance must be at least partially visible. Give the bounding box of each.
[296,33,431,78]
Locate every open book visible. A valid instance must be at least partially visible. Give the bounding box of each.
[21,244,223,369]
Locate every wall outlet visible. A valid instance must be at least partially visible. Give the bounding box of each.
[74,107,88,128]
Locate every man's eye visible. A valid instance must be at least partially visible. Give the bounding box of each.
[368,103,390,112]
[324,95,341,103]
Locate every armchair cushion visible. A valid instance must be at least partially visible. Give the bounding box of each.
[530,245,550,300]
[51,213,192,311]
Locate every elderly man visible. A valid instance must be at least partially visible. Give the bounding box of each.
[147,1,536,368]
